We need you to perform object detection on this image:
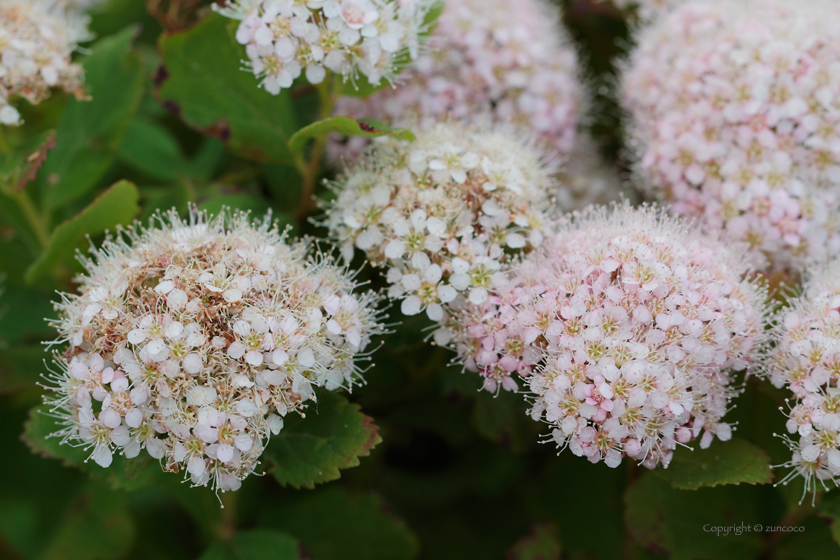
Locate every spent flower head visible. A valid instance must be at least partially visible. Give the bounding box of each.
[330,0,583,159]
[621,0,840,272]
[767,260,840,500]
[42,209,384,493]
[0,0,91,126]
[214,0,436,93]
[449,204,769,468]
[323,121,556,327]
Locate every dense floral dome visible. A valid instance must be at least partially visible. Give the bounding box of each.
[0,0,91,125]
[622,0,840,272]
[43,210,384,492]
[448,204,769,468]
[215,0,436,93]
[767,260,840,497]
[323,122,557,327]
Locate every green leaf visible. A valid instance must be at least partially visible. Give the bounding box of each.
[265,487,419,560]
[263,391,381,489]
[38,28,145,211]
[653,438,774,490]
[156,13,298,164]
[819,493,840,545]
[117,117,188,182]
[0,130,56,194]
[39,482,136,560]
[199,530,303,560]
[624,474,762,560]
[507,523,562,560]
[23,404,169,491]
[0,345,46,394]
[26,180,140,282]
[523,455,624,560]
[288,117,414,154]
[470,389,535,452]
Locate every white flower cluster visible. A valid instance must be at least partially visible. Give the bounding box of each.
[0,0,91,126]
[449,205,768,468]
[768,260,840,497]
[323,122,556,327]
[215,0,435,93]
[331,0,583,159]
[43,210,384,492]
[621,0,840,272]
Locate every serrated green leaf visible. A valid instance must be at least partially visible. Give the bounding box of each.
[506,523,561,560]
[25,180,140,283]
[117,117,188,182]
[23,404,169,491]
[156,13,297,164]
[265,487,418,560]
[263,391,381,489]
[39,482,136,560]
[39,28,145,211]
[199,530,303,560]
[0,130,56,194]
[288,116,414,154]
[653,438,773,490]
[625,474,762,560]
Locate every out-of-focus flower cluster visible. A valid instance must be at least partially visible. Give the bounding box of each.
[44,210,384,492]
[331,0,583,159]
[0,0,91,126]
[622,0,840,272]
[768,260,840,497]
[214,0,435,93]
[323,122,556,327]
[449,204,768,468]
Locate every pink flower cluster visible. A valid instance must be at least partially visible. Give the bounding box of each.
[447,204,768,468]
[621,0,840,272]
[768,260,840,498]
[330,0,583,161]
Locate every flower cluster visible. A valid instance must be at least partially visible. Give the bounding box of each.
[767,260,840,497]
[323,122,556,326]
[621,0,840,272]
[449,204,768,468]
[214,0,435,93]
[43,210,384,492]
[0,0,91,126]
[330,0,583,159]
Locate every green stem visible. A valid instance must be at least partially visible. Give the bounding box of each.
[12,189,50,249]
[294,72,342,223]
